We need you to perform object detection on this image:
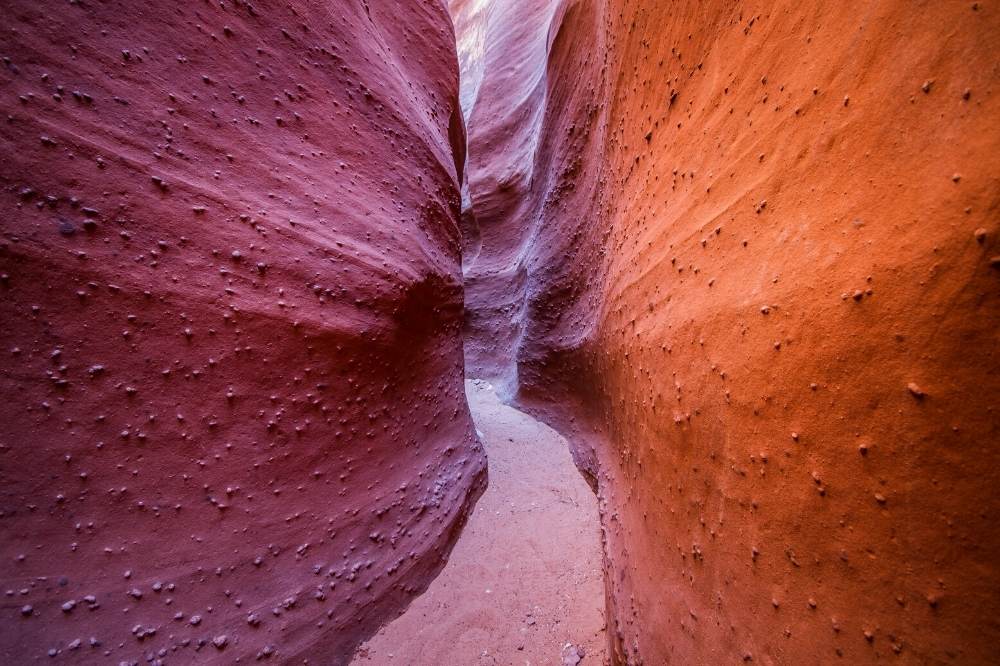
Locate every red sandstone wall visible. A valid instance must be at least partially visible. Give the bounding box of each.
[458,1,1000,663]
[0,1,484,663]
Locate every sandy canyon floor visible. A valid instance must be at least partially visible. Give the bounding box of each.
[352,380,607,665]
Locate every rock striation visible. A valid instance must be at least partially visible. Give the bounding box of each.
[0,1,483,663]
[455,0,1000,664]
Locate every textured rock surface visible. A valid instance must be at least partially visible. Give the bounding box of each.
[0,1,484,663]
[457,1,1000,664]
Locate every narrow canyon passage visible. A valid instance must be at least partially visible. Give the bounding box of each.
[1,1,998,664]
[352,380,607,665]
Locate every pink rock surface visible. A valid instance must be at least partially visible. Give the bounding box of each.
[0,1,483,663]
[453,0,570,385]
[457,0,1000,664]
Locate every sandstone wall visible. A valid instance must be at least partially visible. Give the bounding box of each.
[0,1,483,663]
[457,1,1000,663]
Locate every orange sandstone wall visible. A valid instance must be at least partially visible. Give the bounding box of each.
[457,1,1000,663]
[0,1,483,663]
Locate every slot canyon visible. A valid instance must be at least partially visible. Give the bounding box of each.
[1,0,998,664]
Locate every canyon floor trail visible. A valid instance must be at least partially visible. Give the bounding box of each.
[352,380,607,665]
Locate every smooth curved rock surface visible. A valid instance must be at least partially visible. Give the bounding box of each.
[0,1,484,663]
[457,1,1000,664]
